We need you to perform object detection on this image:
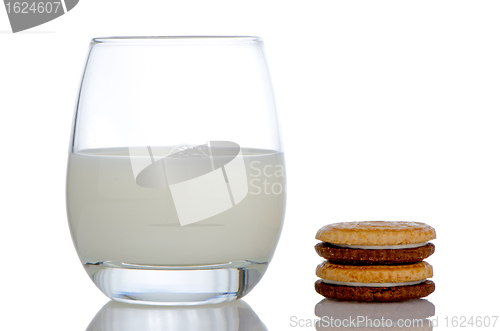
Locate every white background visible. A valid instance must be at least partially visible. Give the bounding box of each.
[1,1,500,330]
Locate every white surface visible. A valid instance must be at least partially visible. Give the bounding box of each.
[1,1,500,330]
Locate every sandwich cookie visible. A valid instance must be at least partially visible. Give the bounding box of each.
[315,221,436,265]
[315,261,435,302]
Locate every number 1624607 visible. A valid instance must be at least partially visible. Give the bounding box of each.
[441,316,498,328]
[5,2,62,14]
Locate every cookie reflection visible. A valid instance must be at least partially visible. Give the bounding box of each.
[86,300,267,331]
[315,298,435,331]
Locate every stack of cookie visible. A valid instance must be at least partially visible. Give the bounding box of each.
[314,221,436,302]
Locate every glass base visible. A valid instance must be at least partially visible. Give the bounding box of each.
[84,260,268,306]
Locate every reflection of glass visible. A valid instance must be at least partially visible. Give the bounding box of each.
[86,299,267,331]
[67,36,286,305]
[315,299,435,330]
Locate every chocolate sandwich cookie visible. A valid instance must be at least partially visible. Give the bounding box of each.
[315,221,436,264]
[315,280,435,303]
[315,261,435,302]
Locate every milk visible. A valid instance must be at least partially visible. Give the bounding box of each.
[66,147,286,266]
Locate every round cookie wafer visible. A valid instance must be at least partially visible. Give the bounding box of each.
[315,280,435,302]
[315,242,435,265]
[316,221,436,246]
[316,261,433,283]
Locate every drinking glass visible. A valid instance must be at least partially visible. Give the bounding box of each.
[66,36,286,305]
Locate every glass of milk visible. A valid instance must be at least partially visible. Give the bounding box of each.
[67,36,286,305]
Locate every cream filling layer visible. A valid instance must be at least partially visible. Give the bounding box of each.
[330,242,428,249]
[321,279,426,287]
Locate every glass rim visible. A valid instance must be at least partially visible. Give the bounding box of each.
[92,36,263,45]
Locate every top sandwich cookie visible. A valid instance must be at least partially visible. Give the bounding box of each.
[315,221,436,264]
[316,221,436,246]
